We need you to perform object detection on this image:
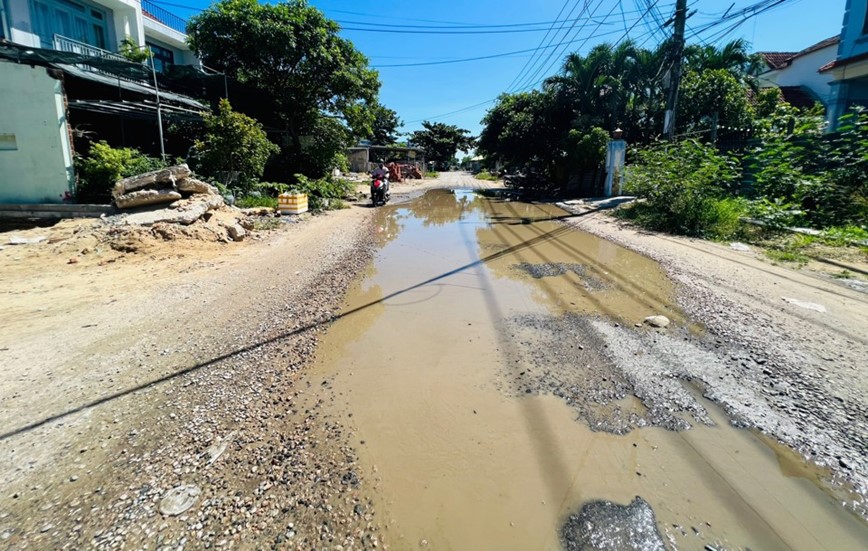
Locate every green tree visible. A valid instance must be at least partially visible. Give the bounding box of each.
[566,127,609,173]
[370,104,402,145]
[191,99,279,190]
[679,69,754,132]
[409,121,475,169]
[187,0,380,179]
[477,90,568,176]
[684,38,762,90]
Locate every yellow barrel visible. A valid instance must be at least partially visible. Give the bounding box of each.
[278,192,308,214]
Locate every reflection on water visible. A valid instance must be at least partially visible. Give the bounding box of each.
[310,190,868,550]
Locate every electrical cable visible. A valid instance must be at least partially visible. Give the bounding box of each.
[502,0,578,93]
[511,0,605,93]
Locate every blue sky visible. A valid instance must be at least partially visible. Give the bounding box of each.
[156,0,846,137]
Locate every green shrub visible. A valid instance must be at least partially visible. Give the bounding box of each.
[424,171,439,179]
[621,139,744,238]
[747,107,868,228]
[291,174,355,211]
[475,171,499,181]
[75,141,166,203]
[189,99,279,193]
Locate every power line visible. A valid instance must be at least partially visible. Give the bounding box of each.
[514,0,608,92]
[501,0,575,93]
[405,21,661,126]
[511,0,602,93]
[371,27,630,68]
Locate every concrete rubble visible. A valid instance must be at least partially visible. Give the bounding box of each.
[109,164,265,242]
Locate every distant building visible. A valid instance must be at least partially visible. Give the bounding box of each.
[757,36,840,110]
[821,0,868,126]
[347,144,426,173]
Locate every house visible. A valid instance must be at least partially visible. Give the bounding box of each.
[757,36,840,110]
[347,143,426,174]
[821,0,868,126]
[0,0,196,71]
[0,0,205,204]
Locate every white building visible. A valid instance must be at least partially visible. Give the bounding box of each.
[758,36,840,110]
[0,0,203,204]
[1,0,197,71]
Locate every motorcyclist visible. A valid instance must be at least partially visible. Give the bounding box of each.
[372,163,388,181]
[371,162,390,205]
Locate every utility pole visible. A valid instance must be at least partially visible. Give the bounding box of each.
[664,0,688,141]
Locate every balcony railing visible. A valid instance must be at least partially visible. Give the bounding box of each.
[53,35,149,83]
[142,0,188,34]
[53,34,122,60]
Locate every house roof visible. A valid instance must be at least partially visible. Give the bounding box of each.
[760,52,798,70]
[760,36,840,71]
[819,50,868,73]
[779,86,819,109]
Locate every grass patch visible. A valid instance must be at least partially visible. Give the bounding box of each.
[236,195,278,209]
[474,170,499,181]
[423,171,439,179]
[765,248,809,265]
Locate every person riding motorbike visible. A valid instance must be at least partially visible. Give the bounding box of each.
[370,163,391,205]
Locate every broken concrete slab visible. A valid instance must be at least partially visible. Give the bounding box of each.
[226,223,247,241]
[122,195,225,226]
[115,189,183,209]
[113,164,191,196]
[177,177,219,196]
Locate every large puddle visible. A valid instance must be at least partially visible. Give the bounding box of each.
[310,190,868,550]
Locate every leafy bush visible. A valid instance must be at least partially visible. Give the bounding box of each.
[474,171,498,181]
[620,139,745,238]
[567,126,608,173]
[189,99,279,193]
[118,36,149,63]
[291,174,355,211]
[746,107,868,228]
[75,141,167,203]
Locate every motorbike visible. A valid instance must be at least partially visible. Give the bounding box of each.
[371,175,390,207]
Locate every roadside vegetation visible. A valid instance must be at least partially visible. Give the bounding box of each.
[474,171,500,182]
[475,37,865,264]
[619,106,868,259]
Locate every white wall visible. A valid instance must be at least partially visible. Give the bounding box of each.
[0,62,74,203]
[761,46,837,105]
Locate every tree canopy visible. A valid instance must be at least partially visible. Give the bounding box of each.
[191,99,279,189]
[409,122,475,169]
[369,105,402,145]
[187,0,381,178]
[478,38,772,189]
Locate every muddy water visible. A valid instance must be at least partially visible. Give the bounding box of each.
[311,190,868,550]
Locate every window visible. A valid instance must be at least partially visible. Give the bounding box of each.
[29,0,109,49]
[147,42,175,73]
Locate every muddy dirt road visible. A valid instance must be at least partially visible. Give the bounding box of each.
[1,171,866,549]
[309,177,868,549]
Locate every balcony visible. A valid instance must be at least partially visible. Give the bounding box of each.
[53,34,127,63]
[53,34,150,83]
[142,0,188,35]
